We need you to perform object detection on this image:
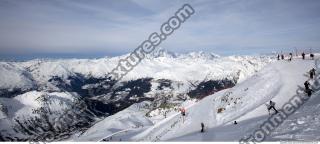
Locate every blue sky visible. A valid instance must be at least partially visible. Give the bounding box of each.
[0,0,320,60]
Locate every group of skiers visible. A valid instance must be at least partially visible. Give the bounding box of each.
[304,68,316,96]
[267,67,317,115]
[277,53,292,61]
[277,54,285,60]
[301,52,315,60]
[277,52,315,61]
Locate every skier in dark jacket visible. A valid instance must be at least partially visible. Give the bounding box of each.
[310,68,316,79]
[277,54,280,60]
[267,101,278,114]
[201,122,205,133]
[281,54,284,60]
[312,68,316,75]
[289,53,293,61]
[304,81,310,91]
[302,52,305,60]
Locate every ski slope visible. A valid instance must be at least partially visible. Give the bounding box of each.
[166,59,317,141]
[78,58,319,142]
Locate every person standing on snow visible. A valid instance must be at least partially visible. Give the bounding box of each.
[281,54,285,60]
[180,107,186,123]
[312,68,316,76]
[310,68,316,79]
[289,53,293,61]
[277,54,280,60]
[304,81,310,91]
[201,122,205,133]
[302,52,305,60]
[267,100,278,114]
[180,107,186,116]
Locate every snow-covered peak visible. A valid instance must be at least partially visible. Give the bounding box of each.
[0,53,274,91]
[145,48,178,59]
[179,51,220,60]
[145,48,219,60]
[0,62,35,90]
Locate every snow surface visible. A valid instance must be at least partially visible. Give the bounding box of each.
[74,58,320,142]
[71,101,153,141]
[165,59,316,141]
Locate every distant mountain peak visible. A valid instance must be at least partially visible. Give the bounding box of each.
[178,51,220,60]
[146,47,177,58]
[146,48,220,60]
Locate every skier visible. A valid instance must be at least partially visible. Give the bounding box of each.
[289,53,293,61]
[180,107,186,116]
[306,89,313,97]
[234,121,238,125]
[164,111,167,118]
[312,68,316,76]
[277,54,280,60]
[180,107,186,123]
[310,68,316,79]
[302,52,305,60]
[201,122,205,133]
[267,100,278,114]
[304,81,310,91]
[310,53,314,60]
[281,54,284,60]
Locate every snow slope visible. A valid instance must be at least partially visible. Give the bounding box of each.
[81,58,318,142]
[166,59,317,141]
[72,101,154,141]
[0,63,35,90]
[0,91,78,136]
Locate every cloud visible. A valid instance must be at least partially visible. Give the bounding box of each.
[0,0,320,59]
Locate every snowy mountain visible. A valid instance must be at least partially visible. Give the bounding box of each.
[71,56,320,142]
[0,51,274,141]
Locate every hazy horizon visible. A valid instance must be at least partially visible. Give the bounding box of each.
[1,47,319,61]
